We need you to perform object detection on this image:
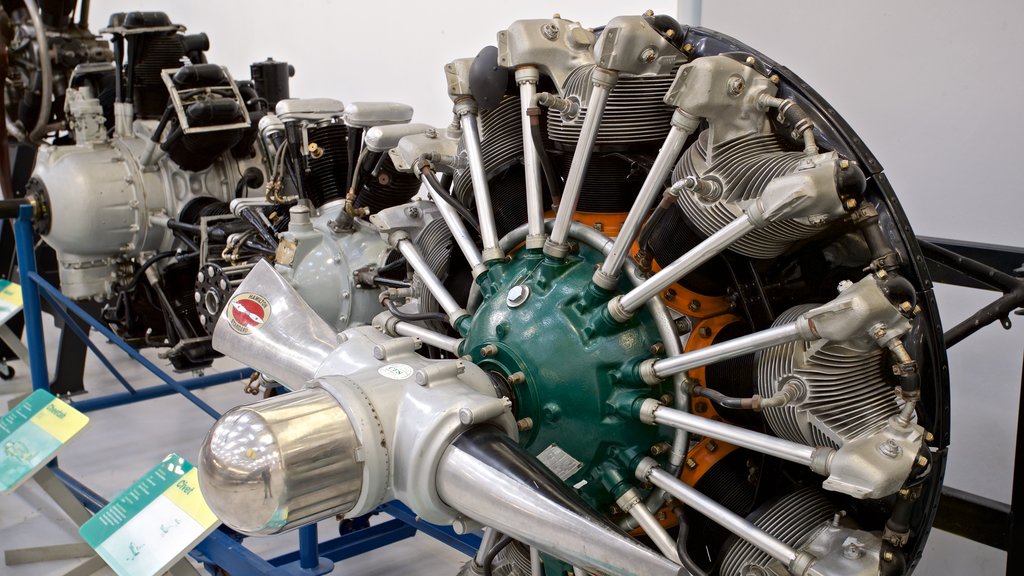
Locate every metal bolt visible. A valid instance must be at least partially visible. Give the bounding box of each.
[517,417,534,432]
[659,394,674,406]
[664,288,677,301]
[698,326,712,338]
[706,441,718,453]
[839,159,851,170]
[899,488,911,496]
[650,442,672,456]
[688,300,701,312]
[912,305,922,316]
[685,458,698,470]
[844,542,865,560]
[925,431,935,443]
[831,511,847,527]
[541,23,559,40]
[883,551,894,562]
[424,127,437,139]
[406,206,420,218]
[917,455,929,467]
[480,344,499,357]
[837,280,854,293]
[506,284,530,308]
[745,56,756,66]
[769,74,780,84]
[640,47,657,63]
[682,42,693,53]
[899,301,914,314]
[643,9,654,17]
[507,371,526,385]
[845,198,858,210]
[878,439,902,459]
[308,143,324,159]
[728,76,745,95]
[649,342,665,355]
[695,402,708,414]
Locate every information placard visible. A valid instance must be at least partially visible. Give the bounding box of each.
[0,278,23,326]
[0,389,89,493]
[79,453,220,576]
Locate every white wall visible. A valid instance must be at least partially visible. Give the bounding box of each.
[88,0,1021,572]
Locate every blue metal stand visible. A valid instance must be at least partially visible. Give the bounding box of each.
[10,204,481,574]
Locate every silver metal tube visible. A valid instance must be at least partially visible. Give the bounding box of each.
[475,527,500,566]
[645,463,798,566]
[421,174,485,276]
[545,72,617,257]
[517,67,546,250]
[619,215,757,314]
[595,123,691,288]
[392,321,463,354]
[652,322,803,379]
[396,238,467,325]
[460,112,504,262]
[24,0,53,144]
[531,547,543,576]
[652,405,816,466]
[436,429,681,576]
[619,488,681,563]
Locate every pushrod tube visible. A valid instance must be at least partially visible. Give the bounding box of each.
[650,322,804,379]
[616,214,757,316]
[419,166,485,277]
[650,404,819,466]
[396,238,467,326]
[516,66,546,249]
[392,321,463,354]
[544,69,618,258]
[642,460,801,567]
[459,108,504,262]
[594,110,697,288]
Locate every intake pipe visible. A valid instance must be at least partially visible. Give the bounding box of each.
[211,259,339,387]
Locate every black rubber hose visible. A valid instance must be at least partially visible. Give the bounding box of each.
[151,105,174,143]
[385,298,449,323]
[438,171,453,191]
[528,107,562,205]
[482,534,513,576]
[346,126,363,191]
[377,256,407,274]
[420,166,480,233]
[671,505,708,576]
[123,251,179,291]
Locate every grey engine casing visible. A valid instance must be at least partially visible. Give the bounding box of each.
[31,88,265,300]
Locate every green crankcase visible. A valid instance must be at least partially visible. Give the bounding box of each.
[461,244,675,513]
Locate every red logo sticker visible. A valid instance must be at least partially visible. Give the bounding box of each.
[226,292,271,335]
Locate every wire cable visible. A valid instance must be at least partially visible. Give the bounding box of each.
[384,298,449,323]
[421,166,481,233]
[482,535,513,576]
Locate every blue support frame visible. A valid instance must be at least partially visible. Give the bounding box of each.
[10,205,482,574]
